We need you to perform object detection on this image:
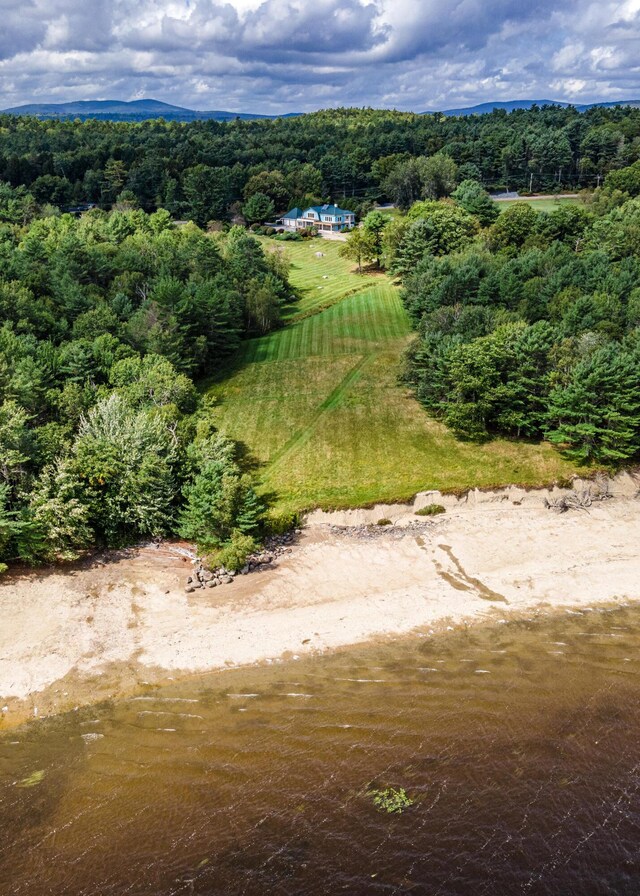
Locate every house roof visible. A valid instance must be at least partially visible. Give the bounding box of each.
[282,207,303,219]
[304,204,355,217]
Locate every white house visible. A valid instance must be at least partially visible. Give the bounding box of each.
[279,204,356,233]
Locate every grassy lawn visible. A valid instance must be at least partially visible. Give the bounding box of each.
[259,237,381,319]
[495,196,582,213]
[207,245,575,515]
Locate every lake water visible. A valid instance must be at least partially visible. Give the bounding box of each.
[2,604,640,895]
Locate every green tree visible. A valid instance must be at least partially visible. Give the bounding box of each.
[383,159,424,211]
[488,202,539,250]
[392,206,479,276]
[546,343,640,462]
[452,180,499,226]
[362,210,390,268]
[69,394,179,544]
[421,153,458,200]
[183,165,232,226]
[179,435,262,550]
[338,227,376,273]
[243,170,291,209]
[603,161,640,197]
[243,192,276,224]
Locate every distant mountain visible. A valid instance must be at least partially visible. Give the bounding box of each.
[5,96,640,123]
[425,98,640,116]
[1,99,299,122]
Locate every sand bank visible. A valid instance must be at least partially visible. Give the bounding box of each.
[1,473,639,728]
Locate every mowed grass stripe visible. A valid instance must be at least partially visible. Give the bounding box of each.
[264,354,373,474]
[230,283,410,366]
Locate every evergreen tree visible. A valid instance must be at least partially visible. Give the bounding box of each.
[546,344,640,462]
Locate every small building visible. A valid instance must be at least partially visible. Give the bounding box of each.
[279,204,356,233]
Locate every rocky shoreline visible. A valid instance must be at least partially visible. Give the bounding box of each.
[184,530,302,592]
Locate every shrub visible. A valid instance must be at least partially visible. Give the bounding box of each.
[214,529,257,572]
[415,503,446,516]
[264,510,300,535]
[376,517,392,526]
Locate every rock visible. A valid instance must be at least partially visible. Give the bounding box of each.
[201,570,213,582]
[240,564,249,575]
[185,585,196,593]
[186,576,193,584]
[207,580,217,588]
[222,575,234,584]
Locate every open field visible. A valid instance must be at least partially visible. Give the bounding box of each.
[495,195,582,212]
[207,244,575,514]
[260,237,381,319]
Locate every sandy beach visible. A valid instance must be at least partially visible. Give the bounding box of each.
[1,473,639,729]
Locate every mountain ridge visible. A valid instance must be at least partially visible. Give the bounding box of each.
[1,99,295,122]
[427,98,640,116]
[3,97,640,122]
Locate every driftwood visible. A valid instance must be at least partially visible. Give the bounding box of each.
[544,490,593,513]
[544,475,613,513]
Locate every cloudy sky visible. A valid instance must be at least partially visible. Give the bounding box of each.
[2,0,640,112]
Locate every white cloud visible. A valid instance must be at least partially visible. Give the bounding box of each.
[0,0,639,112]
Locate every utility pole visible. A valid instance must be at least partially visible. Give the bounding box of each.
[529,172,533,193]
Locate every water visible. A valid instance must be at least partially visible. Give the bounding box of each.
[2,605,640,895]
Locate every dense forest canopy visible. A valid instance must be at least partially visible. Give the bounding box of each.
[0,204,293,571]
[392,191,640,465]
[1,104,640,221]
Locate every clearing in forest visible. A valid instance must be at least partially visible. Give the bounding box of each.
[495,195,582,213]
[207,239,574,514]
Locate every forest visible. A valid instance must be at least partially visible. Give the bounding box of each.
[391,184,640,465]
[1,103,640,222]
[0,199,293,571]
[1,103,640,570]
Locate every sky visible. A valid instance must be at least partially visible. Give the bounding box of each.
[1,0,640,112]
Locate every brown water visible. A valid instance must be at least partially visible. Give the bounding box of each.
[2,605,640,895]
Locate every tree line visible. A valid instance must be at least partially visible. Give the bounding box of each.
[1,103,640,225]
[348,161,640,465]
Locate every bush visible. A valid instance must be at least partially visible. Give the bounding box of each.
[213,529,257,572]
[415,503,446,516]
[376,517,392,526]
[263,510,300,535]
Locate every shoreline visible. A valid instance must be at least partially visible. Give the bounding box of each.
[1,473,639,731]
